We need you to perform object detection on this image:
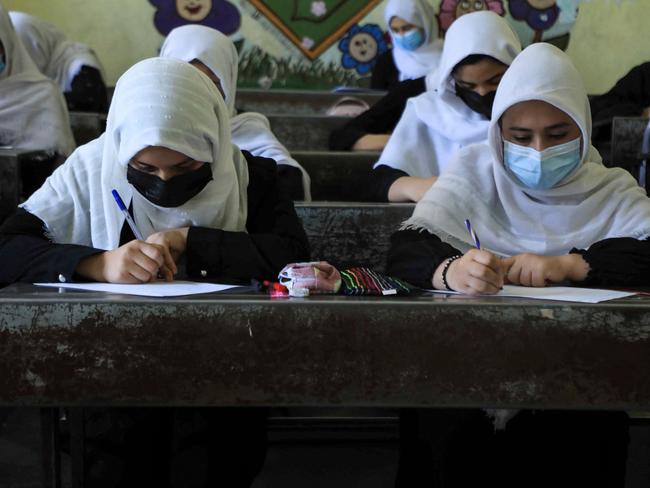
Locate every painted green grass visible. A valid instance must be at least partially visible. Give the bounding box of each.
[238,46,368,90]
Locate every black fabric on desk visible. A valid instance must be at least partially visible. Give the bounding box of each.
[329,76,426,151]
[590,61,650,143]
[64,66,109,113]
[0,151,310,286]
[387,228,650,288]
[366,164,409,202]
[370,49,399,91]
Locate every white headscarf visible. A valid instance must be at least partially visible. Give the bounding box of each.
[384,0,443,81]
[376,11,521,178]
[403,43,650,257]
[22,57,249,251]
[160,25,311,200]
[9,11,104,92]
[0,6,75,155]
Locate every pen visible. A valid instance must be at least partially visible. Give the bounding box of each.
[465,219,481,249]
[112,189,144,241]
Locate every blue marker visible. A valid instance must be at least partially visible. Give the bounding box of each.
[112,189,144,241]
[464,219,481,250]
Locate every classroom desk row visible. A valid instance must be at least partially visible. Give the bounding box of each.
[103,87,387,116]
[1,283,649,409]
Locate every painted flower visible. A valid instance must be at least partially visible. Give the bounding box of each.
[437,0,505,33]
[338,24,388,76]
[508,0,559,32]
[302,36,316,50]
[310,1,328,17]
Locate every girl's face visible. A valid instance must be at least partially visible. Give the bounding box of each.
[452,58,507,96]
[129,146,204,181]
[189,60,225,99]
[501,100,581,151]
[389,16,421,36]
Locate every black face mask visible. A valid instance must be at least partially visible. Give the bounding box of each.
[127,163,213,208]
[454,83,496,119]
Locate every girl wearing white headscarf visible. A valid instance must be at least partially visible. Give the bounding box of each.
[0,57,309,287]
[372,0,443,90]
[160,25,311,201]
[0,6,75,156]
[9,11,108,112]
[369,11,521,202]
[388,45,642,486]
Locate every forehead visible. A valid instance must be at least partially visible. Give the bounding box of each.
[502,100,576,128]
[389,16,416,29]
[453,58,506,82]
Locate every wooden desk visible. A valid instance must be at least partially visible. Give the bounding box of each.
[1,284,648,410]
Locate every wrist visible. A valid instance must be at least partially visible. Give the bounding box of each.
[75,252,106,282]
[433,255,462,290]
[563,253,589,281]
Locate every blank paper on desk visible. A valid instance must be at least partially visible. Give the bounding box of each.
[427,285,636,303]
[35,281,241,297]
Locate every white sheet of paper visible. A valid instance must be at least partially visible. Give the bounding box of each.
[426,285,636,303]
[35,281,241,297]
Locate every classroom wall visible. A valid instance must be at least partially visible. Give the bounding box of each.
[4,0,650,94]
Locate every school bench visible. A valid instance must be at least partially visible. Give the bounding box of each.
[235,88,385,115]
[0,149,57,223]
[610,116,650,190]
[294,202,413,272]
[69,111,106,146]
[291,151,379,201]
[267,114,349,151]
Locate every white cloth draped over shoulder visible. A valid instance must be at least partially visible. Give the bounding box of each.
[22,57,249,251]
[9,11,104,92]
[403,43,650,257]
[160,25,311,200]
[384,0,443,81]
[0,6,75,155]
[376,11,521,178]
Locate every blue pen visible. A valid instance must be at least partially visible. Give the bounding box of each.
[112,189,144,241]
[464,219,481,249]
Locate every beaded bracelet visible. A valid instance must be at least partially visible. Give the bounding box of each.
[441,255,462,291]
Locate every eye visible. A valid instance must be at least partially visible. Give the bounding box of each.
[512,136,531,143]
[474,1,484,9]
[461,1,471,9]
[549,133,569,140]
[131,161,157,173]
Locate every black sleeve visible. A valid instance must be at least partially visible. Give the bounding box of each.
[366,164,409,202]
[185,153,310,284]
[370,50,399,90]
[277,164,305,201]
[0,208,104,285]
[64,66,109,113]
[570,237,650,287]
[328,77,427,151]
[387,229,462,289]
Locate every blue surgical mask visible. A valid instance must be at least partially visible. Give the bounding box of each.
[393,29,425,52]
[504,137,582,190]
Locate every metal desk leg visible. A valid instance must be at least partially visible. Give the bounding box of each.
[69,408,85,488]
[40,408,61,488]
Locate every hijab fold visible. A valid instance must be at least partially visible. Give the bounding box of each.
[160,25,311,200]
[384,0,443,81]
[9,11,104,92]
[0,6,75,155]
[376,11,521,178]
[22,58,248,251]
[403,43,650,256]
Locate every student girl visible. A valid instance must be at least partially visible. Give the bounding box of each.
[160,25,311,201]
[0,56,309,486]
[368,11,521,202]
[0,6,75,158]
[372,0,443,90]
[10,11,108,113]
[389,43,645,487]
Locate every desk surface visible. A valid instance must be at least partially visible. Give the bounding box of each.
[1,284,648,409]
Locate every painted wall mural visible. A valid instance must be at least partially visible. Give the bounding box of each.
[147,0,581,90]
[150,0,242,35]
[246,0,383,59]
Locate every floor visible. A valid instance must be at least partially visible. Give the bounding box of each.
[0,408,647,487]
